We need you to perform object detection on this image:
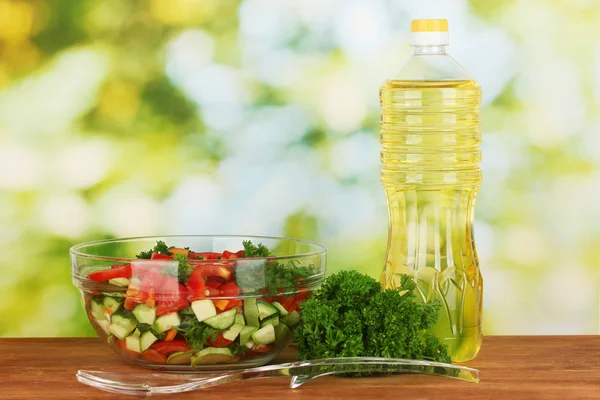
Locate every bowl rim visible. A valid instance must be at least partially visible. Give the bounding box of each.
[70,234,327,264]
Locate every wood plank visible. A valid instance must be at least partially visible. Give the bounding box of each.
[1,336,599,399]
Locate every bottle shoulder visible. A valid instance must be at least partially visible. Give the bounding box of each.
[392,52,476,82]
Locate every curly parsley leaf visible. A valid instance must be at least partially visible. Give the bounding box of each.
[242,240,271,257]
[175,307,219,350]
[136,240,172,259]
[294,270,451,375]
[263,260,315,295]
[172,253,192,284]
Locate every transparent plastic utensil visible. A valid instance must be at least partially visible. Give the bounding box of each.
[76,357,480,396]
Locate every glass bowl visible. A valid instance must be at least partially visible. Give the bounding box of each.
[71,235,326,371]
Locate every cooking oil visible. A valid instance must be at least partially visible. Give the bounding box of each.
[379,20,483,362]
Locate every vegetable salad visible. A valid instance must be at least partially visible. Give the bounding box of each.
[85,240,314,367]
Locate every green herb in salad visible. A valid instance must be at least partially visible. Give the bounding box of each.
[111,307,135,320]
[263,260,315,295]
[294,270,451,372]
[242,240,271,257]
[237,240,315,295]
[175,307,220,350]
[136,240,171,259]
[170,253,192,284]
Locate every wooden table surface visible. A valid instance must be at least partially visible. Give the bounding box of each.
[2,336,599,399]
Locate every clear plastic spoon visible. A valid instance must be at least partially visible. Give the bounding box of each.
[77,357,480,396]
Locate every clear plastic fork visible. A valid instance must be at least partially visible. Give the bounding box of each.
[76,357,480,396]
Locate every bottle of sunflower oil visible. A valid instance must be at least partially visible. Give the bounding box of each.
[379,19,483,362]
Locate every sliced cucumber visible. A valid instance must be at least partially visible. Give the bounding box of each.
[109,314,136,340]
[274,323,291,343]
[256,300,278,320]
[153,312,181,333]
[191,299,216,322]
[90,298,106,321]
[195,347,234,358]
[132,304,156,325]
[103,297,122,314]
[244,339,255,349]
[243,298,260,327]
[125,333,141,353]
[105,291,126,298]
[203,308,237,330]
[260,315,279,328]
[235,314,245,326]
[251,324,276,345]
[281,310,300,327]
[222,323,245,341]
[109,323,132,340]
[271,301,289,316]
[191,347,235,367]
[167,351,194,365]
[95,319,110,335]
[140,331,158,352]
[108,277,130,287]
[239,326,258,346]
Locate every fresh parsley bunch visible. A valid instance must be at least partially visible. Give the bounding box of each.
[294,270,451,369]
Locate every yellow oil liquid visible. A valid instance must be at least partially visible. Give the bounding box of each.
[379,80,483,362]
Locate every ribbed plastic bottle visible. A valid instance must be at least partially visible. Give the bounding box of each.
[379,19,483,362]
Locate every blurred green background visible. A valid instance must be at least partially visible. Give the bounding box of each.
[0,0,598,337]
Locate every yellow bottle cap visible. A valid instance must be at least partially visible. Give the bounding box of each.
[410,19,448,33]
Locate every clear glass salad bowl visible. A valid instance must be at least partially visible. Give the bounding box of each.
[71,235,327,371]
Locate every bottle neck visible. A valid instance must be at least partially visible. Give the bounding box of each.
[413,45,447,55]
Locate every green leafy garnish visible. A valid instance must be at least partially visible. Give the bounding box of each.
[294,270,451,374]
[242,240,271,257]
[263,260,314,295]
[227,341,249,356]
[236,241,315,295]
[136,240,172,259]
[111,307,135,320]
[175,307,219,350]
[172,253,192,284]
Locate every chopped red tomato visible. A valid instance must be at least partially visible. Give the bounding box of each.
[131,260,172,278]
[141,349,168,364]
[250,344,273,353]
[124,296,144,311]
[205,280,223,289]
[156,275,181,301]
[235,250,245,258]
[222,250,237,259]
[140,268,164,289]
[156,297,189,316]
[295,288,309,302]
[187,266,206,300]
[152,339,191,355]
[279,296,297,312]
[87,264,132,282]
[220,282,240,297]
[206,333,233,348]
[224,299,242,311]
[151,253,173,260]
[199,264,232,280]
[189,251,222,260]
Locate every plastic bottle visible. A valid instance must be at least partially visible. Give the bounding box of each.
[379,19,483,362]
